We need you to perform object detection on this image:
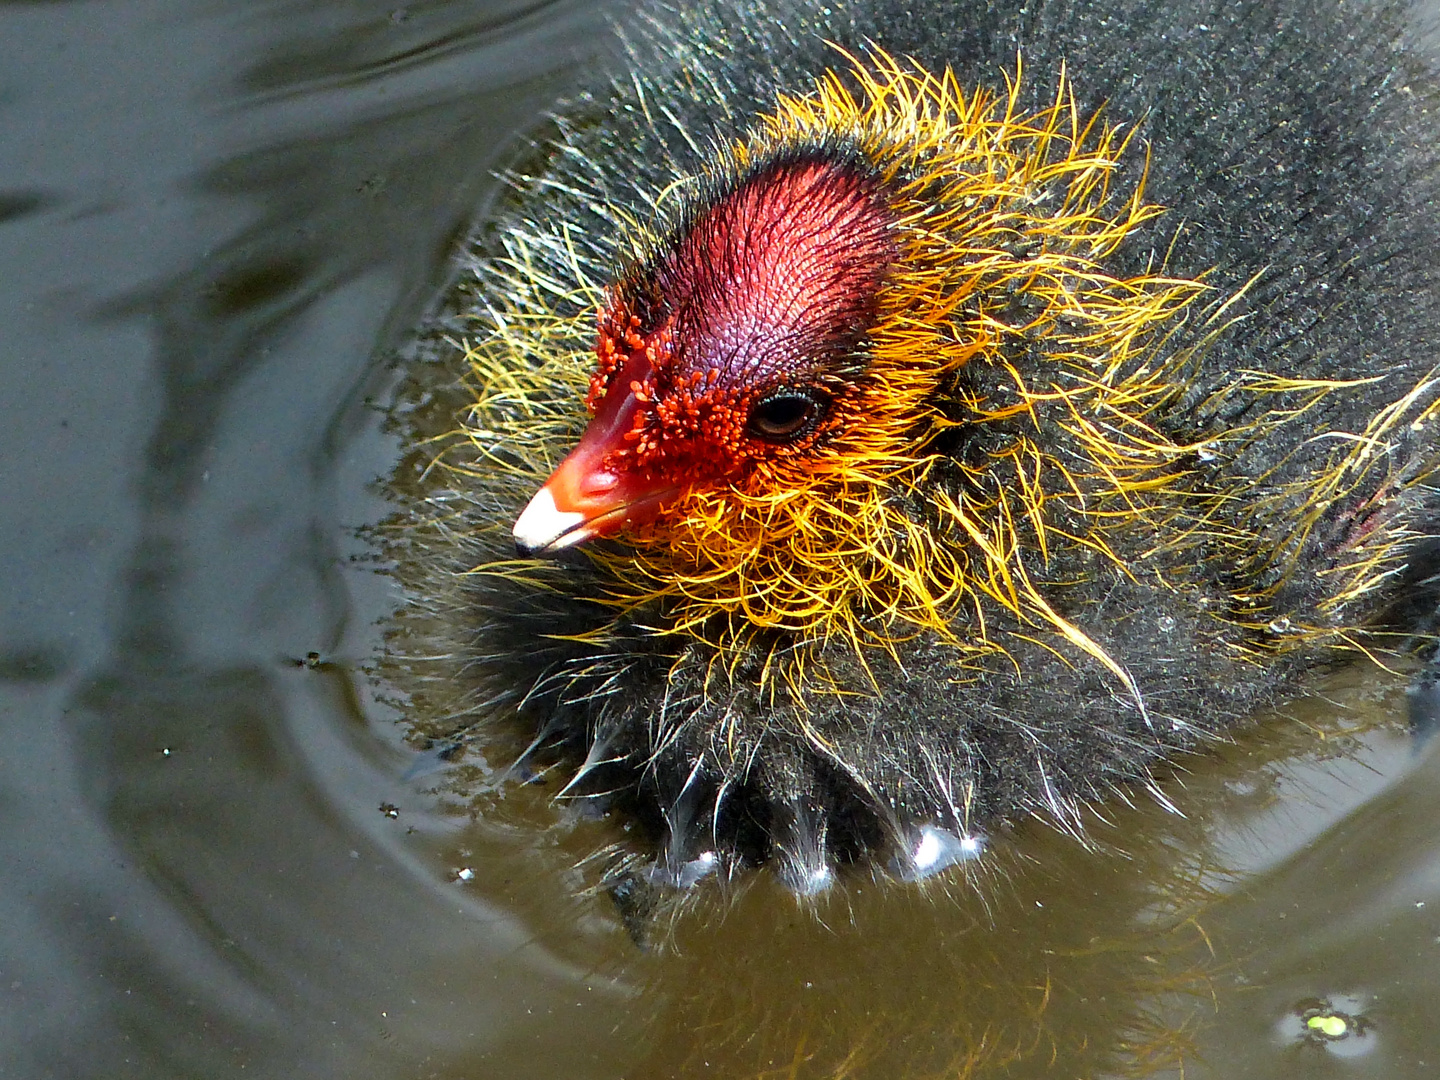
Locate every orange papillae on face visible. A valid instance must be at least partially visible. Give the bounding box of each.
[592,156,896,484]
[512,154,898,552]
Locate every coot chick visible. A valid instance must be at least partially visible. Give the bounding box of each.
[393,0,1440,897]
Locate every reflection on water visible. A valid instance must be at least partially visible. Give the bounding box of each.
[2,0,1440,1078]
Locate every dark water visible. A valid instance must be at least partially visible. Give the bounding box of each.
[3,1,1439,1077]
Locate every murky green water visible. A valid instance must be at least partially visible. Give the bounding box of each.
[3,1,1439,1077]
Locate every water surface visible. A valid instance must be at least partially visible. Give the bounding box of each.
[2,1,1439,1077]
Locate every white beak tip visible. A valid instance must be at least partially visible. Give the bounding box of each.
[513,487,590,555]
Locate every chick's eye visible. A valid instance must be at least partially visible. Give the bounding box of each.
[746,389,827,442]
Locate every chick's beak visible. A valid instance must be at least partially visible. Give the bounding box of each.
[512,356,676,555]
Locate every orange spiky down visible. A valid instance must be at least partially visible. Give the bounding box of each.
[460,46,1440,703]
[479,51,1221,671]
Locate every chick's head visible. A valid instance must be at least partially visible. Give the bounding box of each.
[501,53,1212,661]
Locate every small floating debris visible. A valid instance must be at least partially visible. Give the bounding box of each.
[1277,995,1374,1057]
[1307,1014,1349,1038]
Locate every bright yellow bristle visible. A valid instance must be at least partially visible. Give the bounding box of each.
[594,51,1206,667]
[452,47,1440,693]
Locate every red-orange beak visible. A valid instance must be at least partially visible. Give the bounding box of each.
[512,356,677,555]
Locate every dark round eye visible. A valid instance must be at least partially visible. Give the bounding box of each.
[746,389,827,442]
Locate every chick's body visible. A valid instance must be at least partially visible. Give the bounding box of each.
[395,0,1440,893]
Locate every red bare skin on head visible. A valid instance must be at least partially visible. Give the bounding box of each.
[586,155,898,492]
